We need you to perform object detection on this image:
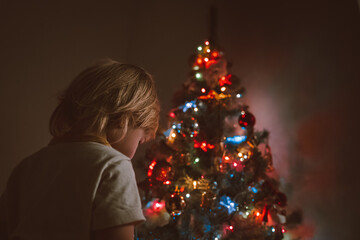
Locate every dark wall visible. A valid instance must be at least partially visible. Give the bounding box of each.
[1,1,359,239]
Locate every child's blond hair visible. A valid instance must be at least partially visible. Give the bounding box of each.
[49,59,160,140]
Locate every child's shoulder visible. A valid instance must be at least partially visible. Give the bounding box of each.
[17,142,130,174]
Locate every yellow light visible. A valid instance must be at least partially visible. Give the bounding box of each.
[201,88,206,93]
[256,212,261,216]
[171,133,176,138]
[194,107,198,112]
[193,181,197,189]
[238,152,243,157]
[221,87,226,92]
[207,49,211,53]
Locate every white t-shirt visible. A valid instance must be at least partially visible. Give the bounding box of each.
[0,141,146,240]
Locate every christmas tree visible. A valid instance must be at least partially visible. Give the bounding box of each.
[136,39,299,240]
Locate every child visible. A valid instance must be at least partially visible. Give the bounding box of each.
[0,59,160,240]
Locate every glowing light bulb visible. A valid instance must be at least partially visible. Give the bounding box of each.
[169,112,175,118]
[193,65,199,70]
[229,225,233,230]
[193,181,197,189]
[238,152,243,157]
[205,41,209,45]
[207,49,211,53]
[221,86,226,92]
[272,227,275,233]
[172,125,176,129]
[197,46,202,51]
[236,93,241,98]
[155,202,161,209]
[194,107,198,112]
[194,158,200,163]
[201,88,206,93]
[195,73,202,79]
[204,57,209,62]
[246,212,249,216]
[256,212,260,216]
[233,162,238,167]
[171,133,176,138]
[186,193,190,198]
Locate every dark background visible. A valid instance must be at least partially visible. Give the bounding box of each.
[1,1,359,239]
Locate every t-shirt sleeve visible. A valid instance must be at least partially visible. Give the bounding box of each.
[91,159,146,230]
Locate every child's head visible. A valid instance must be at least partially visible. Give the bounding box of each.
[49,59,160,146]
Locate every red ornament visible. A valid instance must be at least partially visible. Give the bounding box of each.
[262,204,271,223]
[238,111,256,128]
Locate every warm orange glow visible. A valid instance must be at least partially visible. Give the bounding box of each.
[197,58,202,64]
[201,88,206,93]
